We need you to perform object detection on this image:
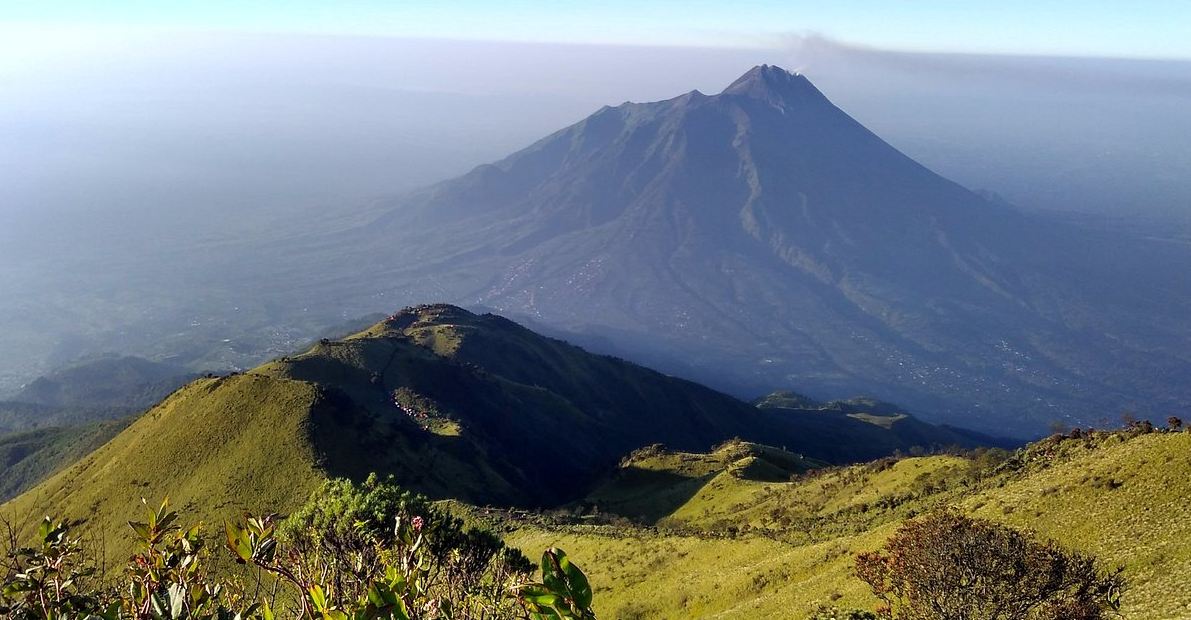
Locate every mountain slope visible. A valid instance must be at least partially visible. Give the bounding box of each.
[0,419,129,500]
[13,356,192,411]
[5,66,1186,435]
[506,429,1191,619]
[753,392,1014,462]
[3,305,990,556]
[582,440,827,522]
[2,374,331,552]
[290,65,1190,435]
[0,356,194,434]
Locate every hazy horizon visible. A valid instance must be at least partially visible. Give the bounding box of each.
[1,14,1190,418]
[3,32,1189,229]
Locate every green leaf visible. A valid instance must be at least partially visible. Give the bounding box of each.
[157,510,178,534]
[309,584,329,612]
[224,522,252,563]
[541,549,565,592]
[150,590,169,619]
[129,521,153,542]
[558,551,593,609]
[524,592,562,607]
[168,582,187,619]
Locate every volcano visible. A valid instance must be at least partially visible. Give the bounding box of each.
[281,65,1191,435]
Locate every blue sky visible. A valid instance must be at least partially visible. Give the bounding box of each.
[2,0,1190,59]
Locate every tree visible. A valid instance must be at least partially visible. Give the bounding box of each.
[1168,416,1183,431]
[855,511,1123,620]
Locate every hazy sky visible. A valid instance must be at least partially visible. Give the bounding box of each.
[2,3,1189,228]
[3,0,1191,59]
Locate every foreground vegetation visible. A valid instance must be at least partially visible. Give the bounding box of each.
[2,482,1129,620]
[1,476,596,620]
[3,421,1184,617]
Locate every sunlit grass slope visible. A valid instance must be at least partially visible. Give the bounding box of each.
[508,431,1191,619]
[1,374,328,563]
[966,432,1191,618]
[583,440,827,522]
[7,304,982,562]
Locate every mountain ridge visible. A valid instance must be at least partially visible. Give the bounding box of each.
[505,428,1191,618]
[7,66,1186,436]
[2,304,995,559]
[317,65,1189,435]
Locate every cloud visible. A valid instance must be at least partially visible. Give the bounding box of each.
[778,34,1191,99]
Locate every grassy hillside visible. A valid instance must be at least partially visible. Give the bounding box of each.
[3,306,1187,616]
[583,440,827,522]
[6,305,996,561]
[966,431,1191,619]
[504,429,1191,619]
[1,374,329,559]
[0,356,197,501]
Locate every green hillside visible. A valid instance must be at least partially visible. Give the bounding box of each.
[4,305,991,561]
[503,429,1191,619]
[0,356,198,501]
[582,440,827,522]
[2,374,329,556]
[3,305,1187,617]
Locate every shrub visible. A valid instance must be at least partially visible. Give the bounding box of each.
[1,477,597,620]
[251,473,536,618]
[2,500,254,620]
[0,517,106,619]
[808,605,878,619]
[855,510,1123,620]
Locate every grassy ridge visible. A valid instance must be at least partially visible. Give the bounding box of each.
[583,441,827,522]
[966,432,1191,619]
[510,528,881,619]
[8,305,1122,618]
[0,305,830,555]
[506,431,1191,619]
[1,374,328,562]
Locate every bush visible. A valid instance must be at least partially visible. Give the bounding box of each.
[855,511,1123,620]
[236,474,539,618]
[808,605,878,620]
[1,477,597,620]
[0,517,107,618]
